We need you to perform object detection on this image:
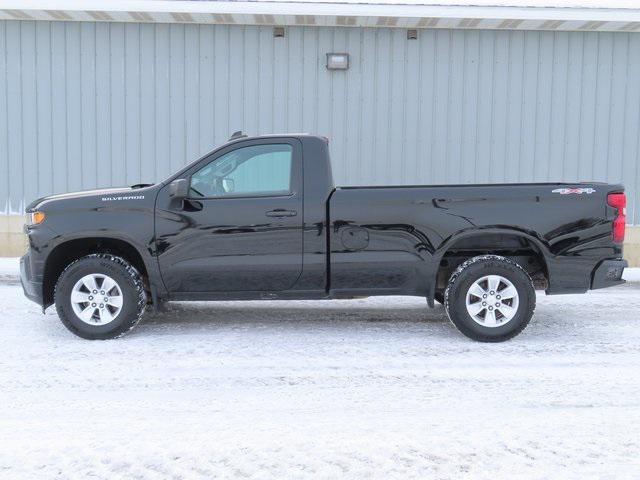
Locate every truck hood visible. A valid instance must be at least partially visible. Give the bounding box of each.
[27,185,153,211]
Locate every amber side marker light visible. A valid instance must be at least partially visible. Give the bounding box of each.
[30,211,46,225]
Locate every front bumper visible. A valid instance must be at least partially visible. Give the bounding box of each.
[20,252,44,306]
[591,259,627,290]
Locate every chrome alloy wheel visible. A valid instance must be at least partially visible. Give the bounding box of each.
[465,275,519,328]
[70,274,124,325]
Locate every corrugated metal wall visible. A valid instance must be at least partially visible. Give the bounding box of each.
[1,20,639,222]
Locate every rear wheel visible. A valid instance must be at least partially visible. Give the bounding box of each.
[54,254,146,339]
[444,255,535,342]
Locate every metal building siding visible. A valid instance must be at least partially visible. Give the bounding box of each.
[0,20,639,222]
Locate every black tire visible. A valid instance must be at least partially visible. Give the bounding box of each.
[54,254,147,340]
[444,255,535,342]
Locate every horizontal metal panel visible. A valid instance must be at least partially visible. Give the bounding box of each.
[0,20,639,224]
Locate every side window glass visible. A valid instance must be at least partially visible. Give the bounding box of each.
[190,144,293,198]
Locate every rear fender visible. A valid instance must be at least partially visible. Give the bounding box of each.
[429,228,551,305]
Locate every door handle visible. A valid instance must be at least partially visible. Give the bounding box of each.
[265,209,297,218]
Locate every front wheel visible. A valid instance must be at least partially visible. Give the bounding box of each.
[444,255,535,342]
[54,254,147,339]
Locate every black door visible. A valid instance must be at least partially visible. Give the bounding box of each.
[155,138,303,293]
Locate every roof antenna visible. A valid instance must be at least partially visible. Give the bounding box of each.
[228,130,247,141]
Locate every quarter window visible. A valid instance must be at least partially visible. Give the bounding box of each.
[190,144,293,198]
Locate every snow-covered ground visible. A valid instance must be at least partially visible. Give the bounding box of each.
[0,257,19,283]
[1,262,639,479]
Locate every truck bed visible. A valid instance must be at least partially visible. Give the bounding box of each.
[328,181,623,298]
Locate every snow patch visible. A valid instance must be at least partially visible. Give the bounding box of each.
[0,257,20,279]
[623,267,640,282]
[1,281,640,477]
[2,198,26,216]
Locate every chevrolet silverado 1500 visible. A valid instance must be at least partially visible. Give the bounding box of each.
[21,134,627,341]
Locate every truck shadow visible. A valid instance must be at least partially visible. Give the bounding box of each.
[134,283,640,338]
[139,299,450,331]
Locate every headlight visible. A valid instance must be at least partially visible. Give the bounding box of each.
[29,211,46,225]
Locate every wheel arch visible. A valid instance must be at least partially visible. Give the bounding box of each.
[42,236,151,308]
[429,228,550,306]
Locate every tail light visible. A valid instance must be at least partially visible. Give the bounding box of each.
[607,192,626,243]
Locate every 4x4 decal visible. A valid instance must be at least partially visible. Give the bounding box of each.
[552,188,596,195]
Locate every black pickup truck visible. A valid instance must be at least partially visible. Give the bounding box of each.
[21,134,627,342]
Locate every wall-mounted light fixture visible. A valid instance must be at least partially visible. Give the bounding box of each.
[273,27,285,38]
[407,29,418,40]
[326,53,349,70]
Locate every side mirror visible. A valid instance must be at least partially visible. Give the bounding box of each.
[169,178,189,199]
